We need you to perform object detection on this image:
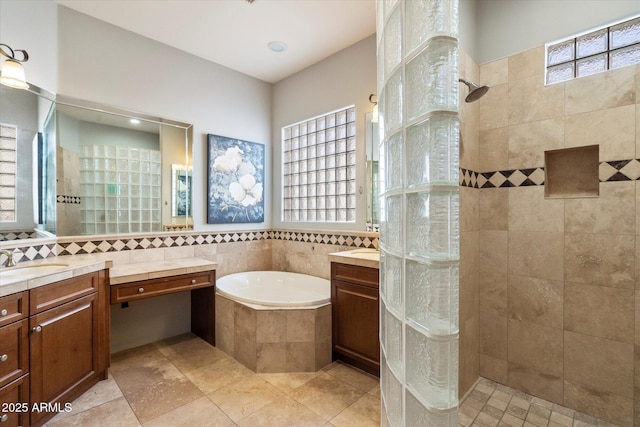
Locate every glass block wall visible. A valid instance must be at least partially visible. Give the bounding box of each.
[377,0,460,425]
[81,145,162,235]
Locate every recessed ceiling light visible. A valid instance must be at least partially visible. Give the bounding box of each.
[268,41,287,53]
[130,119,140,125]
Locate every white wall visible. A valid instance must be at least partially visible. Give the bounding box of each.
[0,0,57,92]
[475,0,640,64]
[271,35,377,231]
[57,6,272,232]
[459,0,478,59]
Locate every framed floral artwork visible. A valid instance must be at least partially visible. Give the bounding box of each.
[207,134,265,223]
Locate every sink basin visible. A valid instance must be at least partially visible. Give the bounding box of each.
[348,249,379,260]
[350,249,379,254]
[0,263,70,282]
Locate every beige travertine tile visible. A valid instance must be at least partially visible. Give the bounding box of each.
[508,319,563,377]
[479,127,509,172]
[126,377,204,423]
[325,362,379,393]
[564,282,634,343]
[480,83,509,130]
[637,182,640,236]
[290,372,364,420]
[287,309,315,342]
[509,75,564,126]
[480,57,508,87]
[565,66,635,116]
[508,275,563,328]
[207,375,285,423]
[49,375,124,424]
[256,310,286,343]
[143,396,234,427]
[47,397,140,427]
[235,303,257,341]
[193,242,217,261]
[216,324,234,356]
[163,245,195,260]
[315,304,332,340]
[565,182,636,235]
[111,353,185,396]
[241,396,327,427]
[330,393,380,427]
[479,354,508,385]
[509,47,545,82]
[564,233,635,289]
[315,337,332,370]
[460,231,479,315]
[637,105,640,158]
[508,118,564,169]
[565,105,636,161]
[564,331,633,398]
[479,188,508,231]
[508,231,564,281]
[508,186,564,232]
[459,357,479,399]
[256,342,287,373]
[460,187,480,232]
[479,312,507,359]
[258,372,319,395]
[507,362,563,405]
[183,356,253,394]
[286,342,316,372]
[460,314,479,376]
[158,335,229,373]
[479,230,508,316]
[564,380,634,427]
[235,335,258,371]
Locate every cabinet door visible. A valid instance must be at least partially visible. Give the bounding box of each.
[0,319,28,388]
[0,375,29,427]
[332,280,380,374]
[29,293,99,426]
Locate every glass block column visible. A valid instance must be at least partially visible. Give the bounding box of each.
[377,0,459,425]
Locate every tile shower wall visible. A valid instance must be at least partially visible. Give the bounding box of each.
[476,45,639,426]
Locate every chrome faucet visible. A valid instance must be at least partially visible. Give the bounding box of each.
[0,249,15,267]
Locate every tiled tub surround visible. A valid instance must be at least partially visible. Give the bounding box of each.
[215,294,332,373]
[471,44,640,426]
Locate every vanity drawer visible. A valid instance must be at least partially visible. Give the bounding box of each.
[30,272,100,315]
[331,263,379,288]
[0,292,28,328]
[0,374,29,427]
[0,319,28,389]
[110,271,214,304]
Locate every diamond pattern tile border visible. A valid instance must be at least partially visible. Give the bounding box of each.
[460,159,640,189]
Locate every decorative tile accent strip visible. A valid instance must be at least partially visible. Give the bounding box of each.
[461,159,640,189]
[56,195,82,204]
[10,243,57,263]
[51,229,378,257]
[0,230,39,241]
[600,159,640,182]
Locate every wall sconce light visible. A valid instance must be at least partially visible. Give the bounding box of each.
[369,94,378,123]
[0,43,29,89]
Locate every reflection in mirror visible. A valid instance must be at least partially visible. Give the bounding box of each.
[171,164,192,218]
[365,111,379,232]
[0,84,56,241]
[55,98,192,236]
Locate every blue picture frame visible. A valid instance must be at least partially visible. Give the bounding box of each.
[207,134,265,224]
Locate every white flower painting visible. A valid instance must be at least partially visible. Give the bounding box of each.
[207,134,265,223]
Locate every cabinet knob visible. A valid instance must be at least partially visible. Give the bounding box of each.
[0,354,7,362]
[32,325,42,333]
[0,413,8,423]
[0,309,7,317]
[138,287,144,293]
[191,279,196,284]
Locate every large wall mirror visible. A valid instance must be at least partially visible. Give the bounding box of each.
[0,85,193,243]
[365,111,379,232]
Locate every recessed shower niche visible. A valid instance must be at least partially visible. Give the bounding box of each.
[544,145,599,198]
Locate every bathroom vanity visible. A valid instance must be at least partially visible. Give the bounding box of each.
[329,249,380,376]
[0,260,111,427]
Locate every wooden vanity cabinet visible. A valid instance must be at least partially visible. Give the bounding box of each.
[0,269,109,427]
[331,263,380,376]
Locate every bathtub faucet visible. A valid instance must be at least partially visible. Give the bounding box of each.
[0,249,15,267]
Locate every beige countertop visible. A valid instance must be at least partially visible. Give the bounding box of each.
[328,248,380,269]
[109,259,217,285]
[0,256,113,297]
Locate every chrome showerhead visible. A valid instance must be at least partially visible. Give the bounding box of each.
[459,78,489,103]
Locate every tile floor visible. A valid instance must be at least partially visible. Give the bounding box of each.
[459,378,618,427]
[44,334,617,427]
[45,333,380,427]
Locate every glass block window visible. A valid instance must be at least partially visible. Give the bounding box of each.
[0,124,17,222]
[546,15,640,84]
[282,106,357,223]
